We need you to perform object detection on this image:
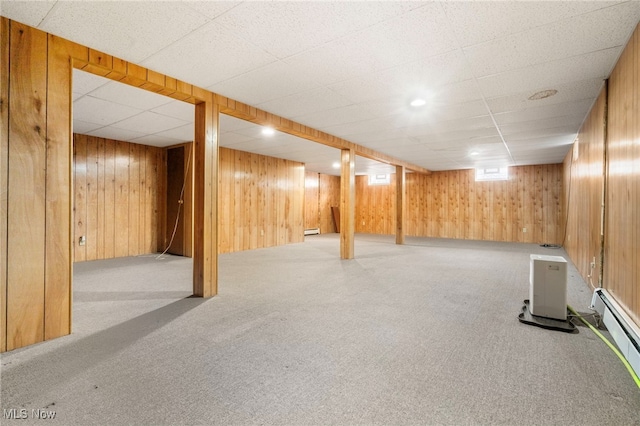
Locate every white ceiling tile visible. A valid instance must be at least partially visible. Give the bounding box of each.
[111,111,189,134]
[294,105,377,129]
[151,101,195,123]
[373,49,473,93]
[257,87,352,119]
[142,21,278,88]
[220,114,256,132]
[464,2,640,78]
[499,114,586,136]
[73,120,103,135]
[494,99,594,126]
[0,0,56,28]
[130,134,184,148]
[40,2,210,63]
[487,78,605,114]
[87,126,146,143]
[72,69,110,96]
[214,1,422,59]
[88,81,174,111]
[477,48,620,99]
[73,96,143,127]
[184,1,241,20]
[443,1,623,47]
[154,124,194,143]
[209,60,322,105]
[505,125,578,142]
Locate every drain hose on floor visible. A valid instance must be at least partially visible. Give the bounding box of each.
[568,305,640,389]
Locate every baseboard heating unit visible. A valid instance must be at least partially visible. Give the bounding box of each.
[591,288,640,378]
[304,228,320,236]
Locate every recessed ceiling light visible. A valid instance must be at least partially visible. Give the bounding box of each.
[261,127,275,136]
[410,98,427,107]
[332,162,340,169]
[528,89,558,101]
[470,151,480,156]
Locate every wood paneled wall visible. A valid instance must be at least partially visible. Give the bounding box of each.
[319,174,340,233]
[603,23,640,326]
[73,134,164,262]
[304,171,320,230]
[563,88,606,288]
[355,166,563,244]
[218,147,305,253]
[304,171,340,233]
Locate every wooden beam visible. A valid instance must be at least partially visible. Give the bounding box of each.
[396,165,406,245]
[217,96,431,175]
[193,96,218,297]
[340,148,355,259]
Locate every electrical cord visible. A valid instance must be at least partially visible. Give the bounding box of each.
[568,304,640,389]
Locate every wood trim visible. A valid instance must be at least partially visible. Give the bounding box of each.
[340,149,355,259]
[217,96,431,175]
[0,17,9,352]
[45,35,83,340]
[396,165,406,245]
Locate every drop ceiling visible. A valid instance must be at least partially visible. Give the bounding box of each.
[4,1,639,174]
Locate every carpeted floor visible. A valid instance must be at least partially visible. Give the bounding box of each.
[1,234,639,425]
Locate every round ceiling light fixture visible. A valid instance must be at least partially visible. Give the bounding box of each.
[332,162,340,169]
[528,89,558,101]
[261,127,275,136]
[410,98,427,107]
[469,150,480,156]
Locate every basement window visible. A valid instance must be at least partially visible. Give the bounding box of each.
[368,174,390,186]
[475,167,508,182]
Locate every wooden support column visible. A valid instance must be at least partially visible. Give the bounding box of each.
[44,34,82,341]
[396,165,406,245]
[193,97,218,297]
[340,148,355,259]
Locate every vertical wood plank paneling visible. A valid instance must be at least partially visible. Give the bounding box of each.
[396,166,406,244]
[156,148,166,253]
[74,135,87,262]
[128,143,140,256]
[319,174,340,233]
[0,17,9,352]
[115,140,129,257]
[365,165,562,244]
[72,136,162,262]
[7,22,47,350]
[85,136,98,261]
[96,137,106,260]
[104,139,116,259]
[304,171,320,230]
[604,23,640,325]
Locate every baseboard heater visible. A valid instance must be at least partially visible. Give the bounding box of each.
[590,288,640,378]
[304,228,320,236]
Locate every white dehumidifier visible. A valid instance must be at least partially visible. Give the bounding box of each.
[529,254,567,320]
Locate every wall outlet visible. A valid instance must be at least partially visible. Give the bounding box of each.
[79,235,86,246]
[522,227,527,233]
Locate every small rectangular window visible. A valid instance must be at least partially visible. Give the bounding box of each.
[368,174,390,185]
[475,167,508,182]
